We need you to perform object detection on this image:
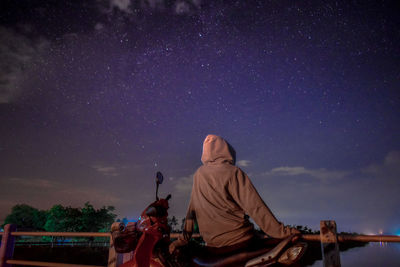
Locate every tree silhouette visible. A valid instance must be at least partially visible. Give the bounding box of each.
[3,203,116,238]
[3,204,47,230]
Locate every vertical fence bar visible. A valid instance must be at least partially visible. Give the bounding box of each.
[320,220,341,267]
[0,224,16,267]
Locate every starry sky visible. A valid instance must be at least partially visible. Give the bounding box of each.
[0,0,399,234]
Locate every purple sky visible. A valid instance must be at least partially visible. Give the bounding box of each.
[0,0,399,234]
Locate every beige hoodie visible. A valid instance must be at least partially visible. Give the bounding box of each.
[180,134,297,247]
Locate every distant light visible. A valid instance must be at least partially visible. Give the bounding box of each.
[364,230,375,235]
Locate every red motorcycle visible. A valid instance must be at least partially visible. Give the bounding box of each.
[111,172,307,267]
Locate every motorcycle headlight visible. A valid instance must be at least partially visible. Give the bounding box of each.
[111,222,141,253]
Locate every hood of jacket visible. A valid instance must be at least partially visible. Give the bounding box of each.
[201,135,236,165]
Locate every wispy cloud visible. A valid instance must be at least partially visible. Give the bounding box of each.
[237,160,251,167]
[264,166,350,181]
[256,151,400,231]
[92,165,120,176]
[102,0,201,15]
[9,177,56,188]
[0,26,49,103]
[362,151,400,180]
[173,174,194,196]
[110,0,132,13]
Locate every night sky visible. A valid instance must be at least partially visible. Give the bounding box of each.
[0,0,399,235]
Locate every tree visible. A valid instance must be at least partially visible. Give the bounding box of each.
[179,217,199,233]
[44,203,117,234]
[43,205,78,241]
[3,203,117,239]
[168,216,178,232]
[79,202,116,233]
[2,204,47,230]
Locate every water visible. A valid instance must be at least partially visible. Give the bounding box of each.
[310,243,400,267]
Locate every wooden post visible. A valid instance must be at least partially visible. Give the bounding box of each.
[0,224,16,267]
[107,232,123,267]
[320,220,341,267]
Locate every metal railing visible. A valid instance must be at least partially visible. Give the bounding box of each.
[2,221,400,267]
[0,225,118,267]
[170,233,400,243]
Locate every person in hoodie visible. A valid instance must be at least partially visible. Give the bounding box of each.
[170,134,299,254]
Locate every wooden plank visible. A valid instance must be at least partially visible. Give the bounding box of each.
[301,234,400,243]
[12,232,110,237]
[9,231,400,242]
[320,221,341,267]
[7,260,104,267]
[337,234,400,242]
[170,233,200,239]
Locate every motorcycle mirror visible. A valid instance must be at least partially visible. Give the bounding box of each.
[155,172,163,201]
[156,172,163,184]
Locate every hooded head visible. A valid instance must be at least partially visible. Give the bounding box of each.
[201,135,236,165]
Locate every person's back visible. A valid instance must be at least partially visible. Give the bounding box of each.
[170,134,299,252]
[191,160,255,247]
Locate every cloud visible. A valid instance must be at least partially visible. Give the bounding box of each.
[9,177,56,189]
[92,164,120,176]
[362,151,400,181]
[173,174,193,196]
[0,26,49,103]
[95,23,105,31]
[265,166,350,181]
[237,160,251,167]
[101,0,201,15]
[146,0,165,10]
[256,151,400,232]
[174,1,190,14]
[174,0,201,14]
[110,0,132,13]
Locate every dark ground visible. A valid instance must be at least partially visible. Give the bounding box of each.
[13,246,109,266]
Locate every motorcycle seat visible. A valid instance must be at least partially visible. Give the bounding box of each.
[192,236,293,267]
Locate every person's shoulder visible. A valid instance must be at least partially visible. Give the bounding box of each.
[233,165,246,174]
[222,163,243,173]
[194,165,209,176]
[195,165,206,172]
[231,166,251,182]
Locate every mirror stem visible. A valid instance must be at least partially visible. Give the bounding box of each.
[156,182,159,201]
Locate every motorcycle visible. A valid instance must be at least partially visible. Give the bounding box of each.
[111,172,307,267]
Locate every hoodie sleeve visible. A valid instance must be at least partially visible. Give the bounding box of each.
[228,168,296,239]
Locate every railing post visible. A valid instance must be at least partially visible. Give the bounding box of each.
[108,232,123,267]
[320,220,341,267]
[0,224,16,267]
